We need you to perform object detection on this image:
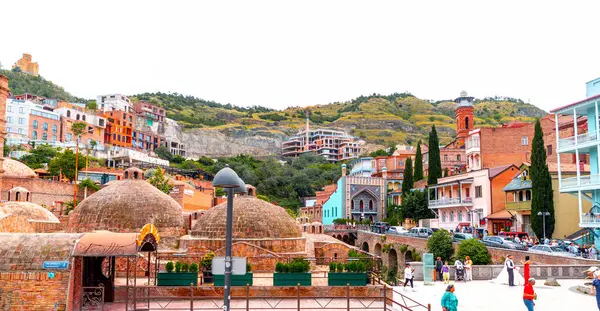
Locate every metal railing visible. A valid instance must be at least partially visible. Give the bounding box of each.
[558,132,599,149]
[561,174,600,189]
[428,197,473,207]
[581,213,600,225]
[81,286,104,311]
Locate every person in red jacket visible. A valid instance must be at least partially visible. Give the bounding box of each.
[523,256,531,283]
[523,278,536,311]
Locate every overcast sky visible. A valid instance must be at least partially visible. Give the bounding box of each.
[2,0,599,111]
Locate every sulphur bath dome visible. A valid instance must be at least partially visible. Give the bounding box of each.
[0,187,60,232]
[0,158,36,178]
[68,167,184,235]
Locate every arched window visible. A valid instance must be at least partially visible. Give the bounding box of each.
[458,211,463,221]
[67,110,71,118]
[33,120,38,129]
[526,190,532,201]
[76,114,80,120]
[52,124,57,133]
[351,200,354,209]
[518,191,524,202]
[359,200,364,212]
[15,192,20,201]
[450,211,455,222]
[369,200,374,210]
[442,212,447,222]
[82,115,86,121]
[32,131,37,139]
[465,117,470,130]
[43,122,48,131]
[42,133,47,140]
[52,135,57,141]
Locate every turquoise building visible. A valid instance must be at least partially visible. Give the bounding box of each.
[321,175,346,225]
[552,76,600,247]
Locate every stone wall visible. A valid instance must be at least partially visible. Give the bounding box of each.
[0,177,85,208]
[181,236,307,256]
[0,271,70,310]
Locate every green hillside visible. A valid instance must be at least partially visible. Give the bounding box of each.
[0,69,86,102]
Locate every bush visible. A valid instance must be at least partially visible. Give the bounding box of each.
[426,229,454,261]
[189,263,199,273]
[329,262,337,272]
[181,263,189,272]
[336,262,344,272]
[175,261,182,273]
[456,239,492,265]
[275,262,285,273]
[275,259,310,273]
[201,251,215,271]
[166,261,174,273]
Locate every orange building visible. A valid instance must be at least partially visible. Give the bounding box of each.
[100,110,135,147]
[61,118,105,146]
[29,111,60,142]
[12,53,39,76]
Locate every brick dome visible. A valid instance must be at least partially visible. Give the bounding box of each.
[0,201,60,224]
[67,179,184,233]
[1,158,36,178]
[191,196,301,239]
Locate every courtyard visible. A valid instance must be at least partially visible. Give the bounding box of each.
[393,279,596,311]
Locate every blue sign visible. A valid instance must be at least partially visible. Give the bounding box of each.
[48,272,55,279]
[43,261,69,269]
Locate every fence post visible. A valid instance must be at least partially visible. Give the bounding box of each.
[297,284,301,311]
[190,284,194,310]
[346,284,350,311]
[246,284,250,311]
[382,284,387,311]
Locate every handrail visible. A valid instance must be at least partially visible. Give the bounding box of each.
[372,273,431,311]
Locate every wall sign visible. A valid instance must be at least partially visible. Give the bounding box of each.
[42,261,69,269]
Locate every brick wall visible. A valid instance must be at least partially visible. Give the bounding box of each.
[0,177,85,209]
[182,237,307,257]
[0,271,69,310]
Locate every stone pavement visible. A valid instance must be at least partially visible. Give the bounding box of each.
[392,279,597,311]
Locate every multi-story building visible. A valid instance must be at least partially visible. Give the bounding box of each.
[12,53,39,76]
[100,110,135,148]
[132,130,165,152]
[348,157,374,177]
[133,101,166,123]
[97,94,133,113]
[551,76,600,246]
[282,128,362,162]
[54,103,106,148]
[29,108,61,142]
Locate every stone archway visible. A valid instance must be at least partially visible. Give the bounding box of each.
[362,242,369,252]
[405,250,413,263]
[336,234,342,240]
[388,249,398,272]
[342,235,350,244]
[374,243,382,257]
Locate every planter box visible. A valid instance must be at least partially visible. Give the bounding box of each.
[273,273,312,286]
[328,272,368,286]
[157,272,198,286]
[213,273,253,286]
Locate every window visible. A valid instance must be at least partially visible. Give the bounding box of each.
[475,186,482,198]
[33,120,38,129]
[521,136,528,146]
[450,212,454,222]
[18,128,24,135]
[52,135,57,141]
[19,107,24,114]
[67,110,71,118]
[457,155,461,161]
[467,212,472,221]
[42,133,47,140]
[444,154,448,161]
[43,123,48,130]
[18,118,24,125]
[398,160,404,166]
[546,145,553,156]
[6,116,12,123]
[32,131,37,139]
[465,188,470,197]
[442,212,447,222]
[76,114,80,121]
[82,115,86,121]
[52,124,57,133]
[66,133,72,141]
[7,106,12,112]
[458,212,463,221]
[465,117,469,130]
[369,200,374,210]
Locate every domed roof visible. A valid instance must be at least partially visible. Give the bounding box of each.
[191,196,301,239]
[1,158,36,178]
[0,201,60,224]
[67,179,184,233]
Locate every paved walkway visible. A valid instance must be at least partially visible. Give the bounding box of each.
[392,279,597,311]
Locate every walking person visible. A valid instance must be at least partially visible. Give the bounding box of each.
[442,261,450,284]
[523,278,537,311]
[505,255,515,286]
[435,257,443,282]
[593,272,600,310]
[403,263,415,292]
[523,256,531,282]
[441,284,458,311]
[464,256,473,281]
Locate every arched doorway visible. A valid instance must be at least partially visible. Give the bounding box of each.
[336,234,342,240]
[362,242,369,252]
[374,243,382,257]
[405,250,413,263]
[388,249,398,271]
[342,235,350,244]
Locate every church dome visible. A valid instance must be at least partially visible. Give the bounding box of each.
[68,168,184,233]
[1,158,36,178]
[191,196,301,239]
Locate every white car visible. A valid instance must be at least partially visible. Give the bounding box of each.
[388,226,408,235]
[529,245,577,258]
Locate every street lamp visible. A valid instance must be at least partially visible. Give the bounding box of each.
[213,165,245,311]
[537,211,550,240]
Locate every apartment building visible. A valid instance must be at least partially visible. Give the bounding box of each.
[99,110,135,148]
[133,101,166,123]
[282,128,361,162]
[97,94,133,113]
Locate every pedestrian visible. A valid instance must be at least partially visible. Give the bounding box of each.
[403,263,415,292]
[442,261,450,284]
[515,236,521,244]
[523,255,531,282]
[505,255,515,286]
[523,278,537,311]
[464,256,473,281]
[441,284,458,311]
[435,257,443,282]
[592,272,600,310]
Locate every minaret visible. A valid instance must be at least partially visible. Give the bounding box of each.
[0,75,8,174]
[455,90,474,145]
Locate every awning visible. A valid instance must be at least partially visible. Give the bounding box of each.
[72,232,139,257]
[486,210,514,220]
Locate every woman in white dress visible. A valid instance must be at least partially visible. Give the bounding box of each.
[492,264,525,285]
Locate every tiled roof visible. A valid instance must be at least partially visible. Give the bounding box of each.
[489,164,517,178]
[486,210,513,220]
[503,177,532,191]
[550,93,600,113]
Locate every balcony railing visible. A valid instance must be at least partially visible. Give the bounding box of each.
[428,197,473,207]
[558,132,598,150]
[581,213,600,227]
[505,201,531,211]
[561,174,600,190]
[465,140,480,150]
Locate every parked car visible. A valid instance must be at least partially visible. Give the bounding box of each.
[371,222,390,234]
[453,233,475,242]
[500,237,528,250]
[482,236,525,250]
[407,227,433,238]
[498,231,529,240]
[388,226,408,235]
[529,245,577,258]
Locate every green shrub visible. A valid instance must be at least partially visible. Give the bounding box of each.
[181,263,189,272]
[246,262,252,273]
[344,262,351,272]
[175,261,182,273]
[329,262,337,272]
[399,245,408,253]
[201,251,215,271]
[189,263,199,273]
[336,262,344,272]
[456,239,492,265]
[165,261,174,273]
[426,229,454,261]
[275,262,285,273]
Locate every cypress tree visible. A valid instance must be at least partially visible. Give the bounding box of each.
[414,141,424,181]
[427,125,442,185]
[402,158,414,196]
[530,119,555,239]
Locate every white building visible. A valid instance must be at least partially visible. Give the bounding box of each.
[97,94,132,113]
[53,107,106,128]
[5,99,60,140]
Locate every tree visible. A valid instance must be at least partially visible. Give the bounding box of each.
[71,122,87,205]
[48,150,85,181]
[456,239,491,265]
[369,149,387,158]
[148,167,174,194]
[530,119,555,239]
[79,178,100,192]
[427,125,442,185]
[400,190,433,221]
[155,146,173,161]
[86,100,97,111]
[19,144,58,169]
[401,158,414,196]
[413,141,424,181]
[426,229,454,261]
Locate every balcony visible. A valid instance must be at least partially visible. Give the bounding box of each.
[428,197,473,208]
[505,201,531,211]
[560,174,600,192]
[580,213,600,228]
[557,132,599,152]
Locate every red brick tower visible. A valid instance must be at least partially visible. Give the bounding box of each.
[455,90,474,146]
[0,75,8,174]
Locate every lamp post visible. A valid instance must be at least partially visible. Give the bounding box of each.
[212,165,245,311]
[537,211,550,240]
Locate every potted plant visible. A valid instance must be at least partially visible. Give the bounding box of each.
[201,251,215,284]
[328,261,368,286]
[273,258,311,286]
[214,262,253,286]
[158,261,198,286]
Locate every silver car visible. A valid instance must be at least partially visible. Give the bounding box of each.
[529,245,577,258]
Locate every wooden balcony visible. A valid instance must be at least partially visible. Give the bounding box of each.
[505,201,531,211]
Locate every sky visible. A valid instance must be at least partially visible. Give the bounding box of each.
[1,0,599,111]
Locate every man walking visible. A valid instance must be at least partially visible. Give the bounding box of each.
[523,278,537,311]
[506,255,515,286]
[435,257,443,282]
[593,272,600,310]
